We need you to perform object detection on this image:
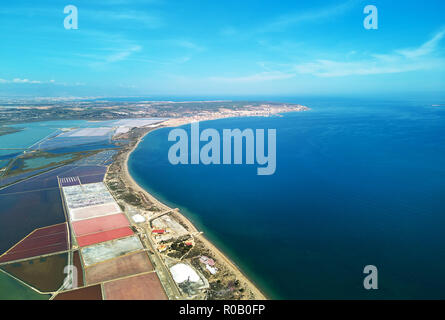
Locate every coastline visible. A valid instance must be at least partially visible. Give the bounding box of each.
[120,123,268,300]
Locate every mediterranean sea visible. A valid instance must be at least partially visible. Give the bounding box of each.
[129,97,445,299]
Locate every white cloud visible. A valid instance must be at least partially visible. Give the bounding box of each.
[396,29,445,59]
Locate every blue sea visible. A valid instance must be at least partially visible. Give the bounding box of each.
[129,98,445,299]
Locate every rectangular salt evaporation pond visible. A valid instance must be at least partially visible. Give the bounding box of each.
[0,164,106,192]
[62,182,121,221]
[54,284,103,300]
[38,127,115,150]
[0,165,68,194]
[57,165,107,185]
[44,142,119,154]
[76,227,134,247]
[72,213,130,237]
[103,272,168,300]
[81,236,144,267]
[0,167,53,188]
[63,182,115,209]
[1,119,118,152]
[0,190,66,255]
[84,251,153,285]
[0,223,68,263]
[68,203,122,222]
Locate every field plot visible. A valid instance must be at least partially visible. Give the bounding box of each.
[81,236,143,267]
[72,213,129,237]
[76,227,134,247]
[103,272,167,300]
[54,284,103,300]
[0,252,68,292]
[85,251,153,285]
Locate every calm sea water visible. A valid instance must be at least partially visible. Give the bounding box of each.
[129,98,445,299]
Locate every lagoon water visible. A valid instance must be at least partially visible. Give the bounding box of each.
[129,98,445,299]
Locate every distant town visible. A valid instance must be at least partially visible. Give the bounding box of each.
[0,98,308,125]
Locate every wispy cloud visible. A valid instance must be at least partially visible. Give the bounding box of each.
[103,45,142,63]
[291,29,445,77]
[0,78,56,84]
[220,1,361,41]
[396,28,445,59]
[82,9,164,29]
[259,0,360,32]
[210,28,445,82]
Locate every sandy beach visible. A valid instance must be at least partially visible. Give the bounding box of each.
[119,123,267,300]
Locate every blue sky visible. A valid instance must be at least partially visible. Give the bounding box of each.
[0,0,444,98]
